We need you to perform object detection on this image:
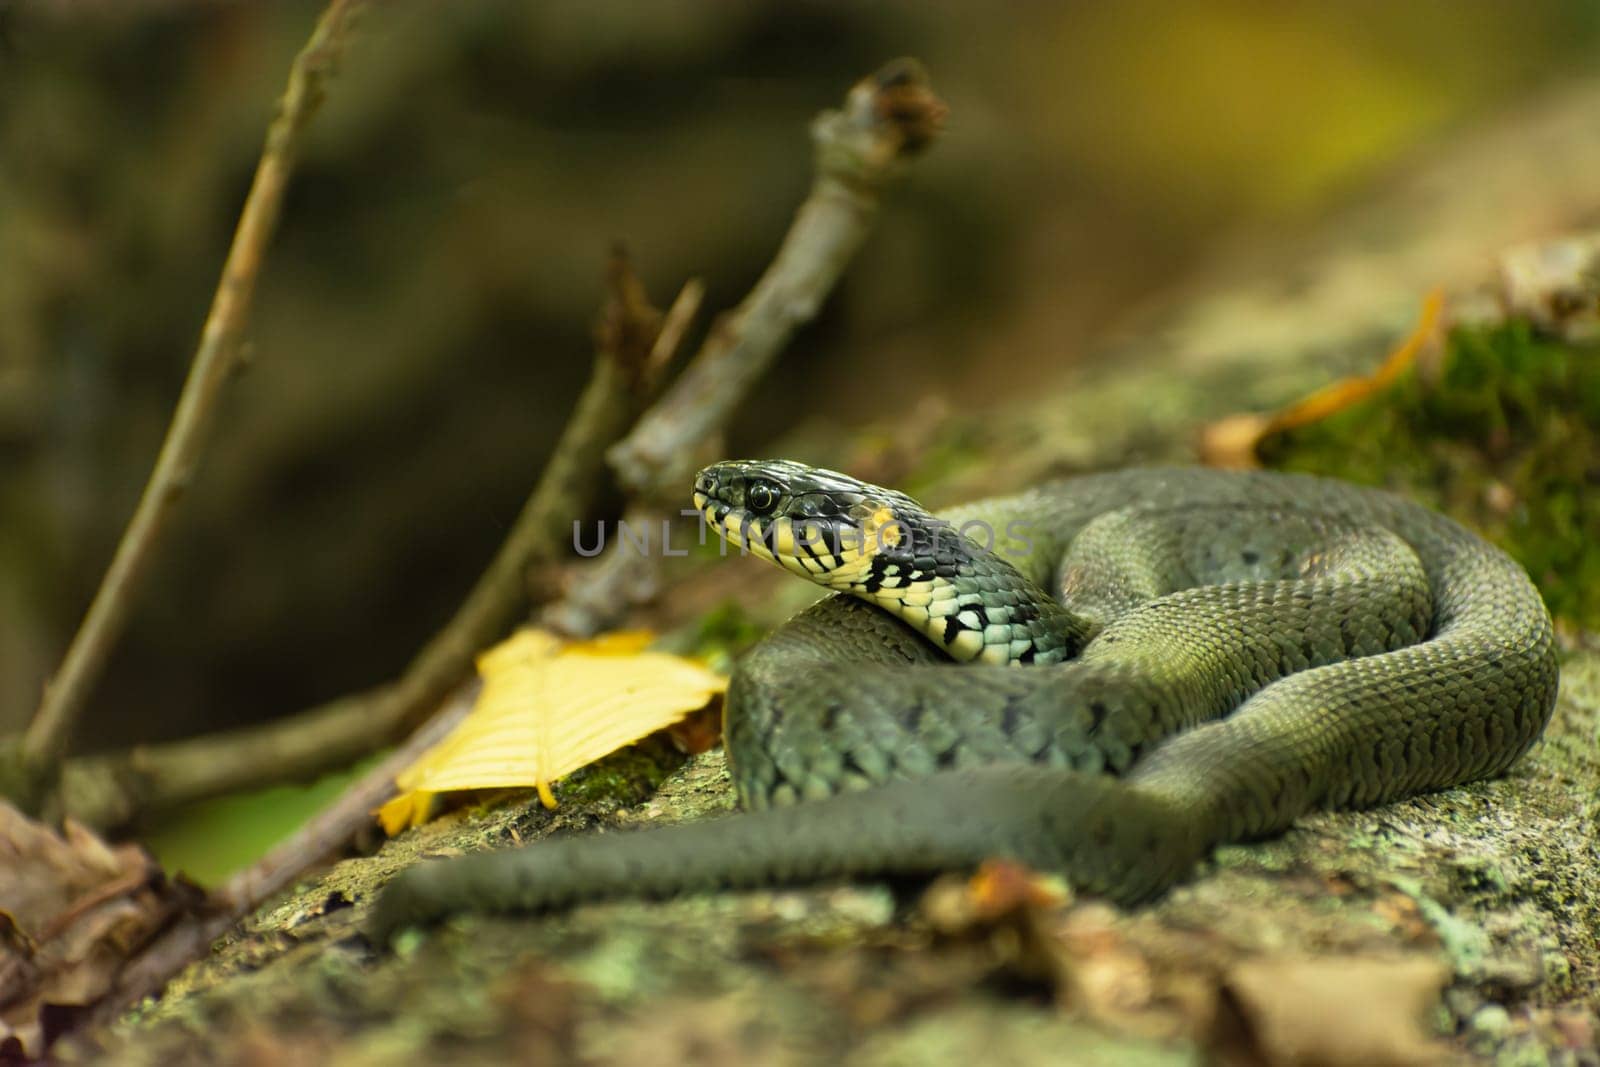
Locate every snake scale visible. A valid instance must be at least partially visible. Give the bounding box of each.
[369,462,1558,940]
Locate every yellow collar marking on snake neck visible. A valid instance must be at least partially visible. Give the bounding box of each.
[865,505,902,547]
[824,505,900,585]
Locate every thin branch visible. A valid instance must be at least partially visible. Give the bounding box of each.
[539,502,665,638]
[550,59,947,639]
[19,0,371,782]
[607,57,946,497]
[643,279,707,393]
[219,687,469,912]
[55,259,682,830]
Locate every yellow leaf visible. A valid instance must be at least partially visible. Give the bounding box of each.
[563,629,656,657]
[376,790,437,836]
[1200,289,1443,469]
[380,628,726,832]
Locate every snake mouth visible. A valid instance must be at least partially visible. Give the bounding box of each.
[694,487,858,582]
[697,494,828,573]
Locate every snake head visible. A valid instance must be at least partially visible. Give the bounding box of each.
[693,460,934,586]
[695,460,1079,665]
[696,460,1084,664]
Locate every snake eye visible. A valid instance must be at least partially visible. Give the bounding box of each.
[745,480,778,514]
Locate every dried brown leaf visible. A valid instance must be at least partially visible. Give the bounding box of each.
[1221,955,1452,1067]
[0,803,198,1059]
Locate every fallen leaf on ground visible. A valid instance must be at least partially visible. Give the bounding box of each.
[378,628,726,833]
[936,890,1456,1063]
[1220,954,1452,1067]
[0,804,203,1059]
[1200,290,1443,469]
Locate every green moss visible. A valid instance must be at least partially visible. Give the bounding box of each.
[1262,319,1600,630]
[549,735,686,809]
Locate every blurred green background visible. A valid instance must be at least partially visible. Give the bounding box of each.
[3,0,1597,764]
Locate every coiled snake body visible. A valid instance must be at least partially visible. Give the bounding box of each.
[371,463,1558,939]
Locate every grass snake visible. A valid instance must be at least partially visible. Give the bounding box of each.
[369,462,1558,940]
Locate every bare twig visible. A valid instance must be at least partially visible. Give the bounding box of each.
[607,58,946,497]
[540,502,666,638]
[551,59,946,639]
[17,0,372,789]
[535,283,702,637]
[53,256,679,830]
[218,688,470,912]
[643,279,706,392]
